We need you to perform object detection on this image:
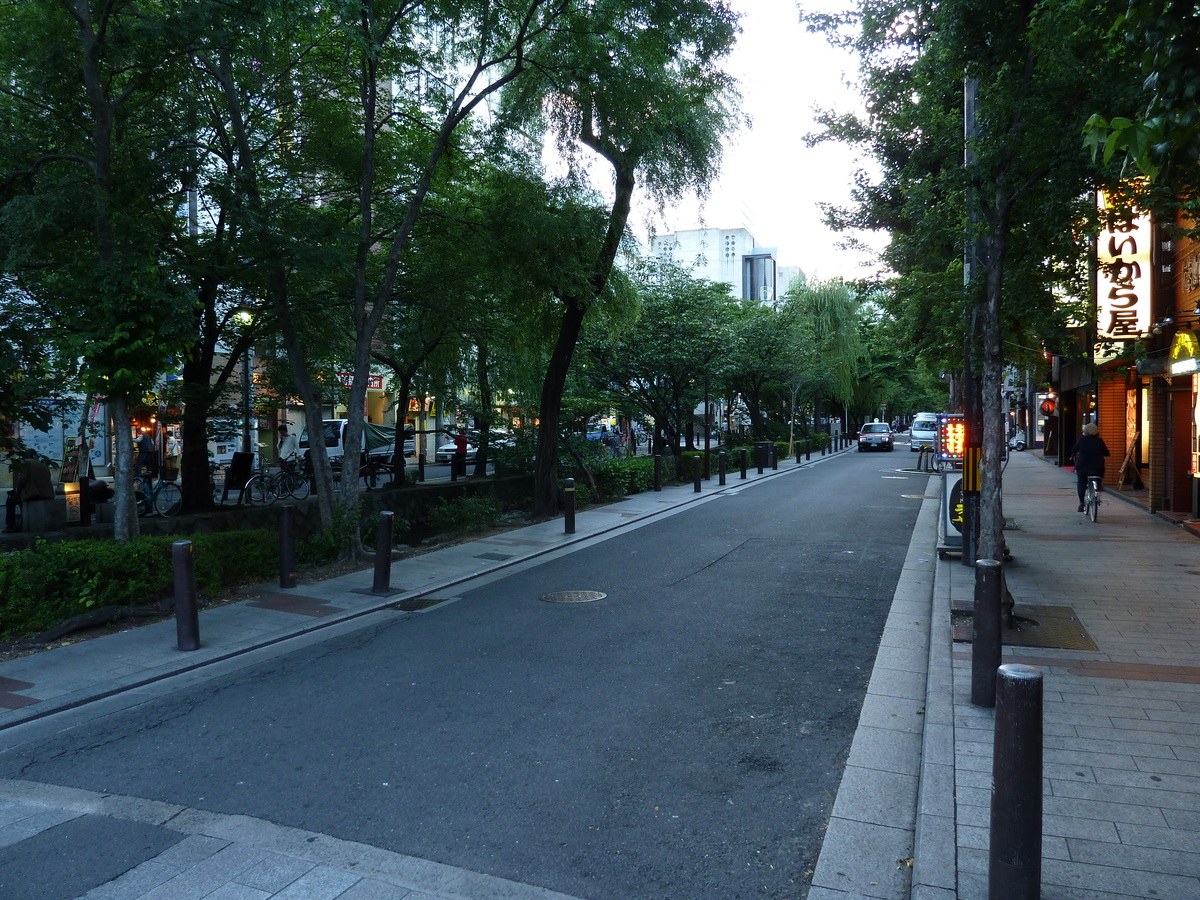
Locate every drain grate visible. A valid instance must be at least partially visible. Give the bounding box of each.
[392,597,450,612]
[540,590,606,604]
[952,605,1098,651]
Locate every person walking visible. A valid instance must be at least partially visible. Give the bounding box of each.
[1070,422,1110,512]
[135,430,157,476]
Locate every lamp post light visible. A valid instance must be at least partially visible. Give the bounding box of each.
[235,309,255,457]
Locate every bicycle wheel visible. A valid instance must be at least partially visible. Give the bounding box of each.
[245,473,275,506]
[1087,481,1099,523]
[282,471,310,500]
[134,478,152,517]
[155,481,183,516]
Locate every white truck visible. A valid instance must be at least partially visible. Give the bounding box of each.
[298,419,399,465]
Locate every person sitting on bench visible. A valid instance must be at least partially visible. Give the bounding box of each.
[4,449,54,533]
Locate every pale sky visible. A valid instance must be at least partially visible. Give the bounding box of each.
[637,0,888,283]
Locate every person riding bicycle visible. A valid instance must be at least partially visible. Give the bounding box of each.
[277,424,299,473]
[1070,422,1109,513]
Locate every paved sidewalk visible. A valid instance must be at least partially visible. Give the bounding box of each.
[0,448,848,900]
[810,449,1200,900]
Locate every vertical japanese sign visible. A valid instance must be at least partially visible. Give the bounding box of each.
[1097,188,1152,341]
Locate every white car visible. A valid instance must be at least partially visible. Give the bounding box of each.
[435,441,476,464]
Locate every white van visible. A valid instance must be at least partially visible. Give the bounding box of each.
[910,413,939,452]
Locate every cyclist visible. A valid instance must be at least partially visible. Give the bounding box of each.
[277,424,299,473]
[1070,422,1110,513]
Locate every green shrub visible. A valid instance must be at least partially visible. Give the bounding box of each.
[588,455,656,497]
[0,531,279,638]
[426,494,502,534]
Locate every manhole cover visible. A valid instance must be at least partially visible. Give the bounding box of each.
[540,590,607,603]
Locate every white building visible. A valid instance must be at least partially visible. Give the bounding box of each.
[649,227,804,303]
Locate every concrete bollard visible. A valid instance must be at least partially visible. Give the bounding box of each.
[692,456,702,492]
[279,504,297,589]
[564,478,576,533]
[740,448,748,479]
[654,454,662,492]
[173,540,200,651]
[989,664,1043,900]
[719,452,727,485]
[372,510,394,593]
[972,559,1004,707]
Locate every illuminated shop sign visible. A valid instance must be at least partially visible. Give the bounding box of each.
[1170,331,1200,376]
[1097,188,1152,340]
[937,413,965,463]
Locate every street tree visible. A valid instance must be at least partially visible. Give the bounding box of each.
[579,264,739,456]
[809,0,1146,561]
[0,1,200,540]
[501,0,742,516]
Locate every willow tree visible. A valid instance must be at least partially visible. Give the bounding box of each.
[502,0,742,516]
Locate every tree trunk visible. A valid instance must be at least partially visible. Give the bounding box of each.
[110,393,139,542]
[533,302,586,516]
[979,197,1012,562]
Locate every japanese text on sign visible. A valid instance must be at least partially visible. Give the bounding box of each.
[1097,187,1151,341]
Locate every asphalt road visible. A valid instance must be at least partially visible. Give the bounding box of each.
[0,448,923,899]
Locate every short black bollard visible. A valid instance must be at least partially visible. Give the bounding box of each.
[821,441,826,456]
[372,510,394,593]
[692,455,702,492]
[989,664,1043,900]
[972,559,1003,707]
[796,444,803,465]
[417,452,425,482]
[654,454,662,492]
[770,444,778,470]
[718,451,727,485]
[564,477,576,533]
[740,448,748,479]
[173,540,200,651]
[755,442,765,475]
[78,478,92,526]
[279,504,297,589]
[806,442,811,461]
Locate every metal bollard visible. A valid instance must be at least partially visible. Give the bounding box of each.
[806,442,811,461]
[78,479,92,526]
[654,454,662,492]
[417,452,425,482]
[796,444,803,465]
[279,504,297,589]
[972,559,1004,707]
[989,664,1043,900]
[693,455,702,492]
[719,451,727,485]
[173,540,200,651]
[564,478,576,533]
[821,441,826,456]
[770,444,778,470]
[372,510,394,593]
[740,448,748,479]
[756,442,765,475]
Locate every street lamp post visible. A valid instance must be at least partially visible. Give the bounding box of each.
[241,350,252,456]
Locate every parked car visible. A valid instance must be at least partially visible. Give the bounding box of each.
[435,440,476,464]
[909,413,939,452]
[857,422,894,452]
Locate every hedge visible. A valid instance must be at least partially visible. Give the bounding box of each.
[0,531,279,638]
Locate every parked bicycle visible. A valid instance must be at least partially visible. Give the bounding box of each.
[135,473,182,517]
[244,464,311,506]
[1083,474,1101,522]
